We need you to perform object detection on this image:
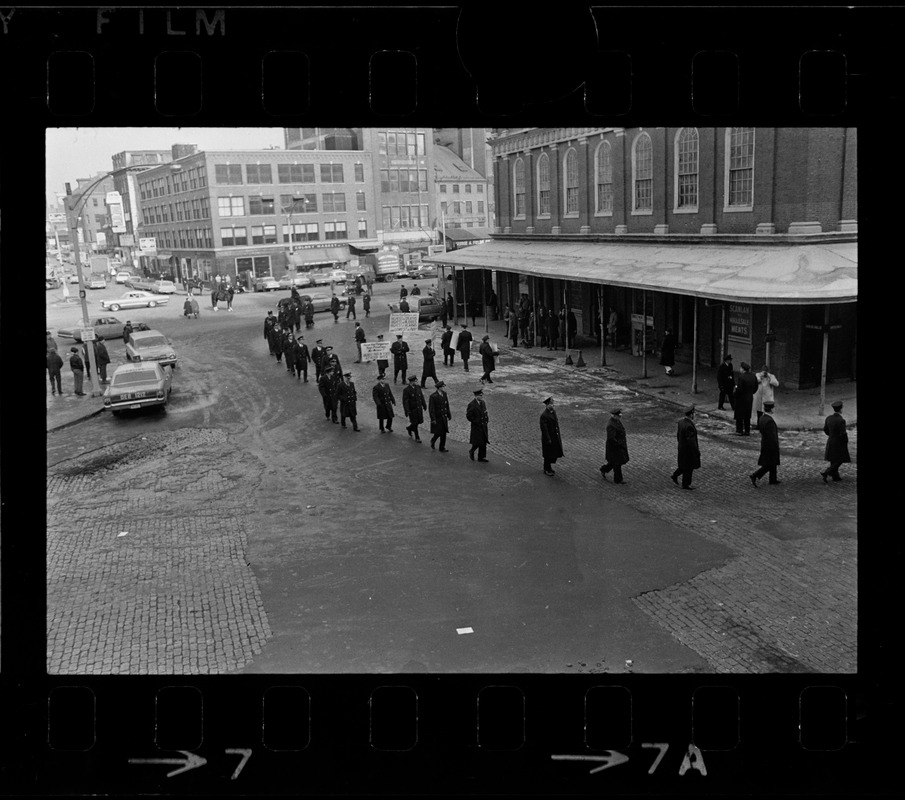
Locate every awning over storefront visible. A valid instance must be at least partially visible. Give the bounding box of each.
[424,238,857,305]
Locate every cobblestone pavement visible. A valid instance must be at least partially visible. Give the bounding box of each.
[47,428,272,674]
[434,345,857,673]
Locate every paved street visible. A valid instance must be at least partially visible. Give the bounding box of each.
[46,281,857,674]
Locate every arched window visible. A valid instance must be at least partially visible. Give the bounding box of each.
[727,127,755,207]
[595,140,613,214]
[632,132,652,211]
[514,158,526,217]
[675,128,699,209]
[537,153,551,215]
[564,148,579,214]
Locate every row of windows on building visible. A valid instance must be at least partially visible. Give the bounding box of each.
[381,205,430,231]
[379,169,429,193]
[377,131,426,157]
[138,162,366,199]
[512,127,755,217]
[140,192,369,225]
[438,183,485,194]
[153,220,371,250]
[441,200,485,215]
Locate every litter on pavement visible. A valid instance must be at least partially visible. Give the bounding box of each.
[456,627,474,635]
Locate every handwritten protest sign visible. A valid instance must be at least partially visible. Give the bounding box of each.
[360,341,392,362]
[388,312,420,338]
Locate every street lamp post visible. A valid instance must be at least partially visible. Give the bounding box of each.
[283,196,309,278]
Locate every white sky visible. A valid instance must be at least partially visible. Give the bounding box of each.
[46,127,286,204]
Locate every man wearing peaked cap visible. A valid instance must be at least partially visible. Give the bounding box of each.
[466,387,489,462]
[600,407,629,484]
[428,379,451,451]
[457,324,474,372]
[337,371,360,431]
[717,354,735,411]
[540,396,563,476]
[372,372,396,432]
[441,324,455,367]
[311,339,327,381]
[390,333,410,384]
[671,405,700,489]
[479,333,497,385]
[750,401,780,487]
[402,375,427,442]
[734,360,757,436]
[821,401,850,483]
[421,337,437,388]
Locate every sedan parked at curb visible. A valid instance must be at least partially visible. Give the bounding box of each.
[116,272,135,284]
[103,362,173,416]
[388,295,444,322]
[149,279,177,294]
[125,329,178,369]
[254,275,281,292]
[57,317,150,342]
[101,290,171,312]
[297,292,347,313]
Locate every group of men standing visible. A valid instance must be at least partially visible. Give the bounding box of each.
[46,329,111,397]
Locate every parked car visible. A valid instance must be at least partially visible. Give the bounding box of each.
[125,329,178,369]
[388,295,444,322]
[67,273,81,284]
[46,276,60,290]
[298,292,347,313]
[278,273,314,290]
[57,317,150,342]
[149,279,177,294]
[101,290,170,312]
[115,271,134,284]
[87,275,108,289]
[414,264,438,279]
[103,362,173,416]
[254,275,281,292]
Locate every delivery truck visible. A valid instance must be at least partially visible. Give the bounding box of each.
[360,250,401,282]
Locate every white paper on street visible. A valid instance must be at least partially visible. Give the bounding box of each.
[456,626,474,635]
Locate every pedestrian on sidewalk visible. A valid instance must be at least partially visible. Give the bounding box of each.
[338,372,360,430]
[750,401,781,487]
[457,324,473,372]
[445,294,454,323]
[95,336,111,383]
[363,292,371,318]
[717,354,736,410]
[330,293,341,324]
[372,373,396,433]
[466,388,490,462]
[734,361,757,435]
[391,334,410,384]
[402,375,427,442]
[599,408,629,484]
[69,347,86,396]
[421,338,437,387]
[428,380,451,451]
[659,328,676,376]
[821,400,851,483]
[46,330,58,353]
[47,349,64,395]
[754,365,779,421]
[353,322,366,363]
[346,293,357,319]
[479,334,497,384]
[671,405,700,489]
[441,326,455,366]
[540,396,563,476]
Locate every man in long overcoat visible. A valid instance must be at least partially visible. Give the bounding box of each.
[539,397,564,476]
[599,407,629,484]
[671,405,700,489]
[428,380,451,451]
[337,372,360,430]
[717,354,736,410]
[734,361,758,435]
[311,339,327,380]
[390,334,410,384]
[372,374,396,432]
[47,348,64,395]
[264,312,276,354]
[318,366,339,423]
[420,338,437,387]
[281,327,296,373]
[292,335,312,381]
[821,400,851,483]
[466,388,489,462]
[441,326,455,366]
[330,293,341,323]
[402,376,427,442]
[457,324,473,372]
[354,322,366,363]
[750,402,781,486]
[95,336,111,383]
[479,335,496,384]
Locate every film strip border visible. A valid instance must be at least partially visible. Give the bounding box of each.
[6,675,876,793]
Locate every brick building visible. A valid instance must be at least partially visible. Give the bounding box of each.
[427,127,857,390]
[433,144,492,244]
[133,145,379,283]
[63,173,116,257]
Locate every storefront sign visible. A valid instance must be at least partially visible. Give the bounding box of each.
[729,303,752,341]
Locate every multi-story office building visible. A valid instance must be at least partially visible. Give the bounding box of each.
[132,144,379,282]
[427,127,857,390]
[64,173,116,256]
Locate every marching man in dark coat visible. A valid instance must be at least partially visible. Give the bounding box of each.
[47,349,64,395]
[734,361,758,435]
[390,334,410,384]
[399,297,410,313]
[457,324,473,371]
[372,373,396,432]
[539,396,564,476]
[717,354,736,410]
[311,339,327,380]
[318,366,339,423]
[271,324,285,365]
[281,327,296,373]
[402,375,427,442]
[599,407,629,484]
[441,326,455,366]
[671,405,701,489]
[420,338,437,387]
[292,335,312,381]
[466,388,490,462]
[428,380,451,451]
[363,292,371,318]
[750,401,781,486]
[330,293,341,323]
[479,334,496,384]
[821,400,851,483]
[337,372,360,431]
